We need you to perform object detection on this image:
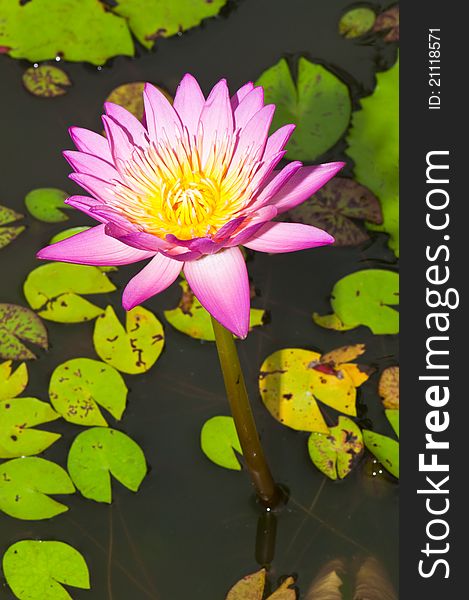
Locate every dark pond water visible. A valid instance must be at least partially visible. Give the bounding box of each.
[0,0,398,597]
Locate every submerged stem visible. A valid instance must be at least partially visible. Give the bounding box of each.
[211,316,281,508]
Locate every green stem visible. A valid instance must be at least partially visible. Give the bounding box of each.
[211,316,281,508]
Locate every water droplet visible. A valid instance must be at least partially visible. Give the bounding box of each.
[33,63,39,68]
[97,66,103,71]
[55,56,61,62]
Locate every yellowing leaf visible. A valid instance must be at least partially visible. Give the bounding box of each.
[379,366,399,409]
[225,570,296,600]
[0,361,28,400]
[106,81,172,121]
[93,305,164,374]
[320,344,365,366]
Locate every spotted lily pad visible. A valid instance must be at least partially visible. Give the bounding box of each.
[0,457,75,519]
[0,204,25,250]
[67,427,147,503]
[347,58,399,255]
[164,281,266,341]
[93,305,164,374]
[225,569,296,600]
[106,81,172,121]
[339,7,376,38]
[22,65,71,98]
[0,361,28,400]
[379,366,399,409]
[259,347,369,434]
[3,540,90,600]
[0,304,48,360]
[308,416,364,480]
[363,429,399,479]
[285,178,382,246]
[257,57,351,161]
[24,263,116,323]
[48,358,128,426]
[201,416,242,471]
[24,188,70,223]
[373,5,399,42]
[0,398,61,459]
[314,270,399,334]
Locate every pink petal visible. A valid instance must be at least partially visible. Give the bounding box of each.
[105,223,170,252]
[143,83,182,146]
[183,247,250,338]
[230,104,275,167]
[102,115,135,166]
[251,161,302,208]
[122,253,182,310]
[243,222,334,253]
[270,162,345,214]
[63,150,121,182]
[104,102,148,147]
[69,127,113,164]
[263,124,296,158]
[64,195,106,223]
[199,79,234,165]
[69,173,118,205]
[233,87,264,129]
[228,205,278,247]
[173,73,205,136]
[37,224,155,265]
[230,82,254,109]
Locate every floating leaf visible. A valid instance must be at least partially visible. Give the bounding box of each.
[24,188,70,223]
[320,344,365,366]
[22,65,71,98]
[0,457,74,519]
[0,304,48,360]
[24,263,116,322]
[226,569,296,600]
[379,366,399,409]
[308,416,363,480]
[112,0,229,49]
[339,7,376,39]
[257,57,351,161]
[201,416,242,471]
[0,0,134,65]
[267,578,296,600]
[315,270,399,334]
[164,281,266,341]
[347,58,399,254]
[106,81,172,121]
[67,427,147,503]
[312,312,354,331]
[0,361,28,400]
[363,430,399,478]
[3,540,90,600]
[49,358,127,426]
[373,5,399,42]
[0,204,25,250]
[285,178,382,246]
[386,409,399,437]
[259,347,369,434]
[93,305,164,374]
[0,398,60,459]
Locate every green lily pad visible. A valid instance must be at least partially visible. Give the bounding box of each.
[386,409,399,437]
[285,177,382,246]
[67,427,147,503]
[164,281,266,341]
[22,65,71,98]
[256,57,351,161]
[0,361,28,400]
[112,0,229,49]
[0,204,25,250]
[48,358,128,427]
[200,416,242,471]
[346,58,399,255]
[315,270,399,334]
[24,263,116,323]
[0,304,48,360]
[0,457,75,520]
[24,188,70,223]
[339,7,376,39]
[312,311,355,331]
[0,398,60,459]
[307,416,364,480]
[93,305,164,374]
[363,430,399,479]
[3,540,90,600]
[0,0,134,65]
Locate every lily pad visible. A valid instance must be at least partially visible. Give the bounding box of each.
[363,429,399,479]
[257,57,351,161]
[347,58,399,254]
[0,204,25,250]
[112,0,229,49]
[379,366,399,409]
[0,457,75,519]
[0,304,48,360]
[49,358,127,427]
[339,7,376,39]
[0,398,61,459]
[106,81,173,121]
[307,416,364,480]
[24,188,70,223]
[285,178,382,246]
[0,0,134,65]
[24,263,116,323]
[312,312,354,331]
[22,65,71,98]
[67,427,147,503]
[373,5,399,42]
[0,361,28,400]
[386,409,399,437]
[226,569,296,600]
[3,540,90,600]
[314,270,399,334]
[259,347,369,434]
[200,416,242,471]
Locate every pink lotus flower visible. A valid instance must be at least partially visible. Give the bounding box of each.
[38,75,344,338]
